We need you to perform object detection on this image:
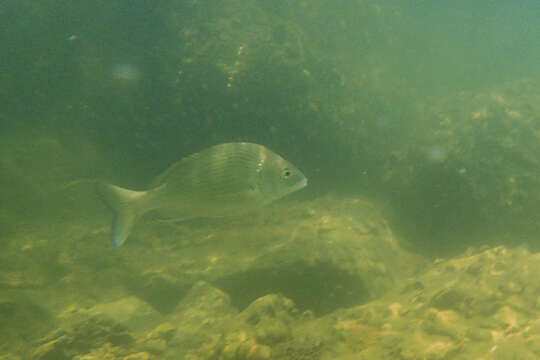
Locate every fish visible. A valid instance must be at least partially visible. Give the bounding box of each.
[96,142,307,247]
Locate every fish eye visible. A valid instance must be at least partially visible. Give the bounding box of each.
[281,168,292,179]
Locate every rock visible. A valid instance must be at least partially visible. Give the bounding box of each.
[176,281,236,314]
[422,309,464,340]
[71,343,124,360]
[209,196,404,315]
[123,352,153,360]
[147,322,176,342]
[168,281,237,355]
[168,289,300,359]
[32,336,69,360]
[0,290,53,356]
[378,79,540,248]
[32,297,160,359]
[329,245,540,358]
[272,337,324,360]
[429,288,471,312]
[241,294,297,325]
[0,355,22,360]
[123,268,191,314]
[246,344,271,360]
[487,337,538,360]
[140,322,176,355]
[84,296,162,331]
[117,196,406,316]
[254,318,290,345]
[239,294,296,345]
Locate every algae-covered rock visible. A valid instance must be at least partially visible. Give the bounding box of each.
[253,318,291,346]
[123,352,153,360]
[0,290,53,357]
[32,297,162,360]
[32,336,69,360]
[240,294,295,346]
[123,267,191,314]
[0,355,22,360]
[0,231,69,290]
[23,224,540,359]
[70,343,126,360]
[383,79,540,250]
[22,192,408,359]
[241,294,297,326]
[318,245,540,359]
[120,195,405,316]
[167,281,237,357]
[59,296,162,333]
[139,322,176,355]
[167,284,316,360]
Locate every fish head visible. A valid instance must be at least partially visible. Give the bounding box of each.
[257,152,307,202]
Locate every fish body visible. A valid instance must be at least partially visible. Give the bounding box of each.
[96,142,307,247]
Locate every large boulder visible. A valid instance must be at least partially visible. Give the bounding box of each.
[114,195,406,315]
[321,245,540,359]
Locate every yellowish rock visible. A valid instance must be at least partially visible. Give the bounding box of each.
[247,344,271,360]
[123,352,152,360]
[148,322,176,342]
[221,342,240,359]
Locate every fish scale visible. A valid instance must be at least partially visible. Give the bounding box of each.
[96,142,307,247]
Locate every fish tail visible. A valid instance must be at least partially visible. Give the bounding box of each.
[95,182,147,247]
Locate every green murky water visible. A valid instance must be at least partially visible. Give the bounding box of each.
[2,1,540,358]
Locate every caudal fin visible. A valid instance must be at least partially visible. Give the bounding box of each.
[95,182,146,247]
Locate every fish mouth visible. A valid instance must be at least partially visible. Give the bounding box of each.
[297,177,308,189]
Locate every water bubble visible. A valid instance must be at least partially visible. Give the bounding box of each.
[111,63,140,81]
[426,145,447,163]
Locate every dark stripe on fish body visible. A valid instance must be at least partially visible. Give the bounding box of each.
[157,143,266,199]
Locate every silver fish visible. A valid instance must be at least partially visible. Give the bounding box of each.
[96,142,307,247]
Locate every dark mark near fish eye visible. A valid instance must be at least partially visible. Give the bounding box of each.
[282,168,291,178]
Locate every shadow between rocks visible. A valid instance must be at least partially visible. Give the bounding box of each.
[212,261,369,316]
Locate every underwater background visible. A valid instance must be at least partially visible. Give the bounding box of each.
[2,0,540,359]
